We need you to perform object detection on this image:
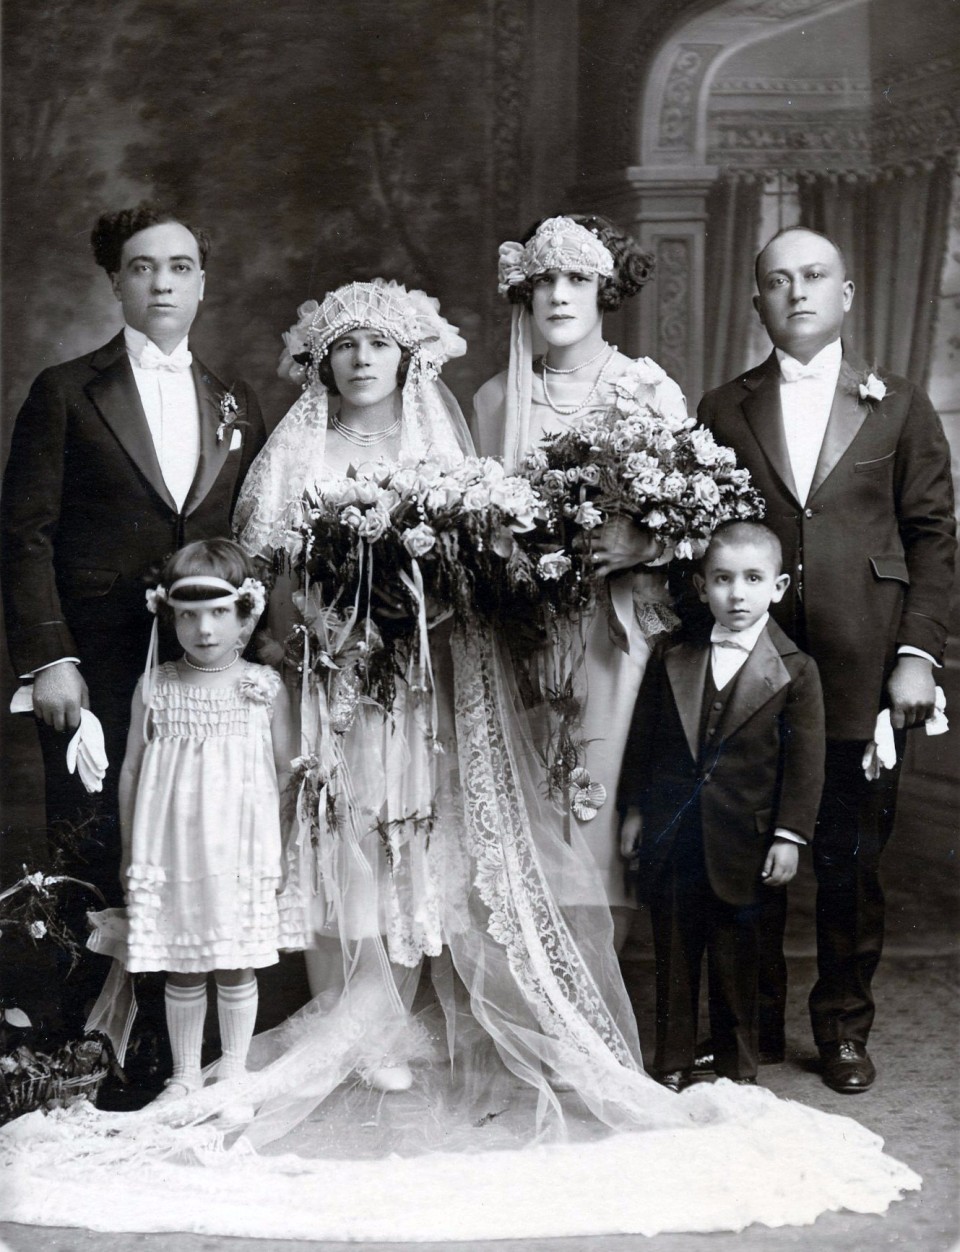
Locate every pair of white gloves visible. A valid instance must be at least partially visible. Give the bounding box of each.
[9,686,108,792]
[862,686,949,780]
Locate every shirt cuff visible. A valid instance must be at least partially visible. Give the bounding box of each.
[21,657,81,680]
[897,646,939,667]
[773,828,806,846]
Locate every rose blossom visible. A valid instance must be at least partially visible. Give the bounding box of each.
[691,475,721,507]
[538,551,572,580]
[574,501,604,529]
[358,506,391,542]
[402,523,438,558]
[579,463,601,486]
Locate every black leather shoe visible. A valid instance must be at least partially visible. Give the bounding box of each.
[655,1070,689,1093]
[819,1041,876,1093]
[731,1076,758,1085]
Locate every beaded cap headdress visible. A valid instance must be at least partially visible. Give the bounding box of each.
[278,279,466,387]
[497,216,615,296]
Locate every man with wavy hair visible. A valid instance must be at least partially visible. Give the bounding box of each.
[2,202,266,1042]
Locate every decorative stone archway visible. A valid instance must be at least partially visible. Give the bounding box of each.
[579,0,958,404]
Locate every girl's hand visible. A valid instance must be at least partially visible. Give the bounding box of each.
[581,515,663,579]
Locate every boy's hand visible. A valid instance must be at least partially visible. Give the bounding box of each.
[761,838,799,887]
[620,807,643,859]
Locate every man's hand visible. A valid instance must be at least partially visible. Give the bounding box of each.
[32,661,89,732]
[887,654,936,729]
[620,807,643,859]
[583,515,663,580]
[761,839,799,887]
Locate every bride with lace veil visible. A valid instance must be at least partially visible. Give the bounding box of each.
[0,278,921,1242]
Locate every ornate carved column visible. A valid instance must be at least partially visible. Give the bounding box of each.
[582,167,717,408]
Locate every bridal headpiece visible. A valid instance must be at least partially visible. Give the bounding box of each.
[497,217,615,295]
[235,279,472,560]
[278,279,466,387]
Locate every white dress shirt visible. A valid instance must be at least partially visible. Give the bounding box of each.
[709,613,804,845]
[776,338,842,505]
[125,325,200,511]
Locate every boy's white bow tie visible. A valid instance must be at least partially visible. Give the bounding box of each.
[138,341,193,371]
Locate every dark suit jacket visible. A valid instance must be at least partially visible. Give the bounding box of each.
[618,619,825,908]
[1,331,266,681]
[698,348,956,740]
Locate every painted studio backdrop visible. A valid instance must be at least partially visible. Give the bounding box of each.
[3,0,959,449]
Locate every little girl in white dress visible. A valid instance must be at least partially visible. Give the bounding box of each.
[117,538,294,1109]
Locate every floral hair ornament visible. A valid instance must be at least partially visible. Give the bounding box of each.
[496,219,615,473]
[277,279,466,387]
[140,575,265,742]
[496,216,615,295]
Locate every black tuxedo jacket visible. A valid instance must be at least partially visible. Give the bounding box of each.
[698,348,956,740]
[618,620,825,908]
[1,331,266,679]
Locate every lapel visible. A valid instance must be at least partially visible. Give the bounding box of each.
[183,357,232,515]
[664,639,710,762]
[85,333,178,512]
[808,347,870,499]
[740,354,800,503]
[717,622,793,742]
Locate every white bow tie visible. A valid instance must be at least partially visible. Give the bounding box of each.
[138,341,193,372]
[778,355,833,384]
[710,626,751,652]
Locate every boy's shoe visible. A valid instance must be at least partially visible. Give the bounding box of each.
[654,1069,689,1093]
[819,1041,876,1093]
[693,1040,784,1073]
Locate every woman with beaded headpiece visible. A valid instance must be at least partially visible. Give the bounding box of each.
[474,215,687,952]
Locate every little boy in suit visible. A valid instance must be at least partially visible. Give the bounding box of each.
[618,521,825,1089]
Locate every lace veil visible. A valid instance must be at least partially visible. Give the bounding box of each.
[234,279,473,558]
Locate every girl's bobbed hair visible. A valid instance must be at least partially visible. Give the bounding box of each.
[506,213,655,313]
[156,538,258,623]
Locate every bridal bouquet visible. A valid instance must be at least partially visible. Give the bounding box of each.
[518,360,765,577]
[286,456,550,713]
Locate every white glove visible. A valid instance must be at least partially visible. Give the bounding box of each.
[862,686,948,779]
[66,709,109,793]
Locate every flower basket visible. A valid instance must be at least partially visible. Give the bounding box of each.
[0,1032,119,1125]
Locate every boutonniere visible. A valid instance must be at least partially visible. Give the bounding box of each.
[857,372,887,406]
[216,388,248,443]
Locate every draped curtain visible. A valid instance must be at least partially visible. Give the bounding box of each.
[798,160,954,386]
[702,175,763,391]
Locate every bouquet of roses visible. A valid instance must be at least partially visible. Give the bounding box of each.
[518,360,765,595]
[286,456,550,713]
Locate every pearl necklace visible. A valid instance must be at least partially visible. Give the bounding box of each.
[182,649,241,674]
[541,341,611,375]
[541,345,616,417]
[332,413,402,446]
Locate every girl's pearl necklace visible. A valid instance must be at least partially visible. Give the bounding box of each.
[541,340,611,375]
[332,413,402,446]
[182,648,241,674]
[541,345,616,417]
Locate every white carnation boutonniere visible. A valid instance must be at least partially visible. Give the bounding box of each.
[216,388,249,444]
[858,372,887,406]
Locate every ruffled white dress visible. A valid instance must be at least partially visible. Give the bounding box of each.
[123,661,284,973]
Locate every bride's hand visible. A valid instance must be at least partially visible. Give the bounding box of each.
[580,515,663,579]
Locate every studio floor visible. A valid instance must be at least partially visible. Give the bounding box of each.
[1,648,958,1252]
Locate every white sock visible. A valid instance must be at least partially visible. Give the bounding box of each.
[165,980,207,1090]
[217,980,258,1082]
